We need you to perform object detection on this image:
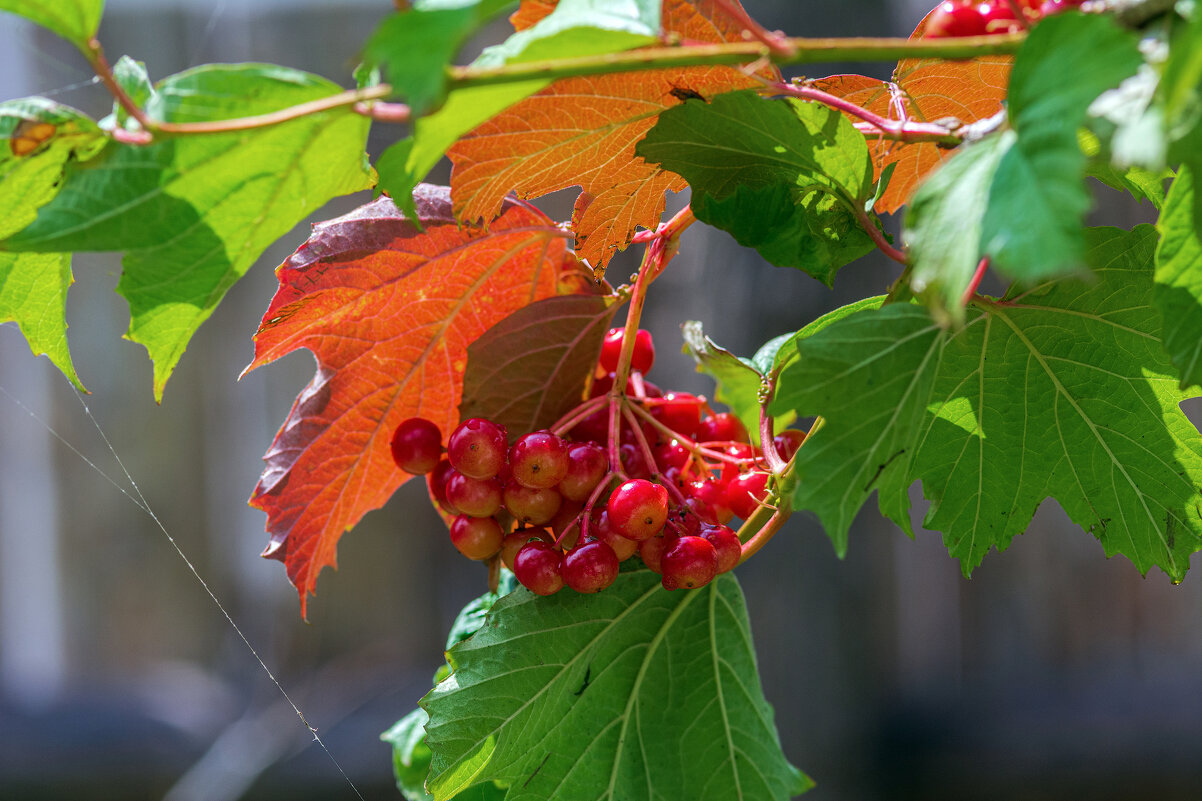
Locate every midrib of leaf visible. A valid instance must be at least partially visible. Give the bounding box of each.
[708,584,742,801]
[600,587,701,801]
[988,305,1172,567]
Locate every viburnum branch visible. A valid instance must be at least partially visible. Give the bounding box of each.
[447,34,1025,90]
[551,394,608,437]
[758,371,788,475]
[153,86,398,134]
[851,202,907,265]
[767,80,962,147]
[737,506,789,563]
[621,405,690,511]
[962,257,990,306]
[712,0,796,56]
[84,38,153,131]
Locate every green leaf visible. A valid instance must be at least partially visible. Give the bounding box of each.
[3,64,373,400]
[681,320,765,441]
[636,90,876,286]
[108,55,155,130]
[383,708,438,801]
[980,13,1143,281]
[422,570,810,801]
[1080,129,1171,209]
[905,132,1013,321]
[0,0,103,47]
[365,0,515,116]
[1155,165,1202,389]
[773,226,1202,578]
[377,0,659,215]
[0,252,80,388]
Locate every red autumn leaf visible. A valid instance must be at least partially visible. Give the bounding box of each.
[448,0,779,270]
[245,185,588,616]
[459,293,617,433]
[810,9,1011,214]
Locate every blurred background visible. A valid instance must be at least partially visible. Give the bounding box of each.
[0,1,1200,799]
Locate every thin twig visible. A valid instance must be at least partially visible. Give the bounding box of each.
[851,202,907,265]
[770,81,961,146]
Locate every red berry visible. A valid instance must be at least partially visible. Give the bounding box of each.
[504,483,563,525]
[618,443,653,480]
[639,530,677,574]
[718,441,757,482]
[558,442,609,502]
[661,535,718,590]
[926,1,991,38]
[391,417,442,474]
[572,406,610,443]
[685,479,734,524]
[979,0,1023,32]
[651,392,703,439]
[509,430,570,489]
[772,429,806,462]
[447,418,508,480]
[1038,0,1082,14]
[653,440,691,471]
[588,511,640,561]
[501,527,553,571]
[726,471,770,520]
[696,412,749,444]
[449,515,504,560]
[445,471,504,518]
[700,524,741,573]
[549,499,584,540]
[562,541,620,593]
[598,328,655,374]
[607,478,669,540]
[514,541,565,596]
[427,458,459,515]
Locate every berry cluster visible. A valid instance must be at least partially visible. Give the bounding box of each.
[926,0,1083,38]
[391,328,805,596]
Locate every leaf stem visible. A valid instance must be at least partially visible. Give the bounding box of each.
[84,38,153,131]
[962,257,990,307]
[851,201,907,265]
[152,86,398,135]
[758,370,788,475]
[765,81,961,146]
[446,33,1025,91]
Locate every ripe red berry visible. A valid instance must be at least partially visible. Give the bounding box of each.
[390,417,442,474]
[445,470,504,518]
[660,535,718,590]
[558,442,609,502]
[696,412,749,444]
[504,483,563,525]
[652,440,691,471]
[979,0,1023,32]
[427,458,459,515]
[1038,0,1083,14]
[501,527,553,571]
[651,392,703,439]
[509,430,570,489]
[598,327,656,374]
[447,418,508,479]
[562,540,620,593]
[700,524,741,573]
[449,515,504,560]
[639,530,677,573]
[772,429,807,462]
[685,478,734,524]
[926,1,991,38]
[607,478,669,540]
[726,471,770,520]
[618,443,653,480]
[588,511,639,561]
[513,541,565,596]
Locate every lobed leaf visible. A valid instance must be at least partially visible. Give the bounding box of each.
[0,97,106,387]
[459,293,617,434]
[638,90,876,285]
[422,569,810,801]
[245,187,582,616]
[773,226,1202,578]
[0,0,103,48]
[444,0,775,269]
[375,0,662,222]
[809,5,1011,214]
[3,63,374,399]
[1155,166,1202,389]
[681,320,763,440]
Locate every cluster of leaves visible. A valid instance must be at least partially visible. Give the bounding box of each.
[5,0,1202,799]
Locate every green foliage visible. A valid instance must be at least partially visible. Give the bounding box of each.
[773,226,1202,577]
[1155,166,1202,389]
[0,0,103,48]
[637,90,876,285]
[422,569,809,801]
[2,64,373,398]
[981,13,1143,281]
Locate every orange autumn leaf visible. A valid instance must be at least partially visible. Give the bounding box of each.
[245,185,588,616]
[810,9,1011,214]
[448,0,780,270]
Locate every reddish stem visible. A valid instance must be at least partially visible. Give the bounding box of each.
[758,371,788,475]
[551,394,607,437]
[85,39,153,131]
[712,0,797,56]
[769,81,960,146]
[852,201,907,265]
[962,257,990,307]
